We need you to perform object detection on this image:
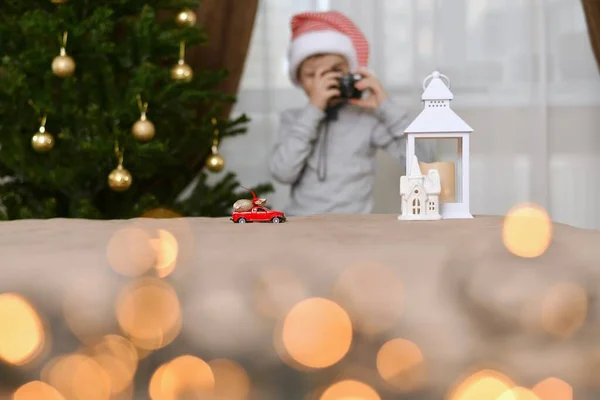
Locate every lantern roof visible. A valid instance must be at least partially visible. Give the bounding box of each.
[404,107,473,134]
[404,71,473,134]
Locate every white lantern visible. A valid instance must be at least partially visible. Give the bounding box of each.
[400,71,474,220]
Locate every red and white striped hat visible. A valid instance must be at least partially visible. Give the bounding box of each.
[288,11,369,85]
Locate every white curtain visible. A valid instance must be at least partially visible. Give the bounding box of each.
[218,0,600,230]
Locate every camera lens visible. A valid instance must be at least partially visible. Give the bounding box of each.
[336,73,362,100]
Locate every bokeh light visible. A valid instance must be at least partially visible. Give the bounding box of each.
[107,225,179,279]
[502,204,552,258]
[42,353,111,400]
[184,288,266,357]
[497,387,540,400]
[376,338,425,392]
[149,355,215,399]
[540,283,587,338]
[447,369,515,400]
[141,208,182,219]
[320,380,381,400]
[133,212,194,270]
[532,377,573,400]
[106,227,156,277]
[148,363,169,400]
[0,293,46,366]
[87,335,139,395]
[62,272,118,345]
[304,385,327,400]
[149,229,179,278]
[278,297,352,369]
[116,277,182,350]
[254,268,308,319]
[111,384,134,400]
[209,358,251,399]
[333,262,403,335]
[135,346,153,361]
[13,381,65,400]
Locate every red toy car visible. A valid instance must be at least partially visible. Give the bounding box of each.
[231,206,286,224]
[231,186,287,223]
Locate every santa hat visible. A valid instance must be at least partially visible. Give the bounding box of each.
[288,11,369,85]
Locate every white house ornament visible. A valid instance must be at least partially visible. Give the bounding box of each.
[400,71,474,220]
[399,155,441,221]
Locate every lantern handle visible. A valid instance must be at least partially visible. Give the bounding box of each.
[423,71,451,90]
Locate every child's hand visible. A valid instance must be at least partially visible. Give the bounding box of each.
[349,67,388,109]
[308,67,343,111]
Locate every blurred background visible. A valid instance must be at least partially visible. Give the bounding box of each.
[2,1,600,399]
[218,0,600,230]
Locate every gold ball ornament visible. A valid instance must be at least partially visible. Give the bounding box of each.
[205,152,225,173]
[132,117,155,142]
[175,9,197,28]
[108,165,133,192]
[31,129,55,153]
[170,60,193,82]
[52,48,76,78]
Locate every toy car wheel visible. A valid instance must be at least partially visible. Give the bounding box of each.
[238,218,246,224]
[271,217,281,224]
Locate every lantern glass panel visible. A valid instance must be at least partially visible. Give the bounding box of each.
[415,137,462,204]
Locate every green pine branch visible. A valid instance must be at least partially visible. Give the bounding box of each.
[0,1,273,220]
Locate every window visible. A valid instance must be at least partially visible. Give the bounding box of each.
[381,0,600,106]
[412,198,421,214]
[238,0,600,110]
[429,201,435,211]
[240,0,316,91]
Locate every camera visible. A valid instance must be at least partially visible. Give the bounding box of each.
[337,73,363,99]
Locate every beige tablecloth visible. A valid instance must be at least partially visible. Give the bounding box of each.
[1,215,600,399]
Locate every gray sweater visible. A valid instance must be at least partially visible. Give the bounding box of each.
[269,99,433,216]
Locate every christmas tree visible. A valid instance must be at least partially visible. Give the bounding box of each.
[0,0,272,220]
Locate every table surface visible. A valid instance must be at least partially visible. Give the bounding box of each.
[1,214,600,397]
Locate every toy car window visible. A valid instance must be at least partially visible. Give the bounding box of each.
[257,208,265,212]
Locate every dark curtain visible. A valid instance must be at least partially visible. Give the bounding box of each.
[582,0,600,72]
[189,0,259,117]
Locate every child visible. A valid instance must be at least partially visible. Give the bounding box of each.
[269,11,433,216]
